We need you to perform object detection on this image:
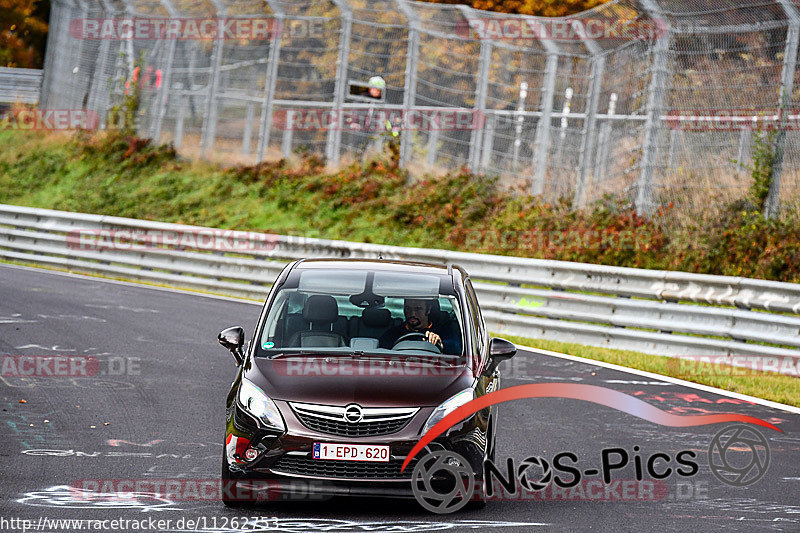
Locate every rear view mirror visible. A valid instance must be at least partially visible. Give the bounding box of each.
[218,326,245,365]
[484,337,517,376]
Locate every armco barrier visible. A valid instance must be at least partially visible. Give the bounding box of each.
[0,67,42,105]
[0,204,798,372]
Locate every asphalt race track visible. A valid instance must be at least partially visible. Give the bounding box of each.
[1,263,799,532]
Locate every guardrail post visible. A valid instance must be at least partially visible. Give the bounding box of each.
[635,0,671,216]
[764,0,800,218]
[530,27,560,196]
[256,2,285,162]
[200,0,227,155]
[326,1,353,164]
[572,21,605,209]
[394,0,420,173]
[596,92,616,181]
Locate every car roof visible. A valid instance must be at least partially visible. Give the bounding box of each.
[293,258,452,275]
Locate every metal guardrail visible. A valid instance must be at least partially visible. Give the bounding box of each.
[0,67,42,105]
[1,204,799,370]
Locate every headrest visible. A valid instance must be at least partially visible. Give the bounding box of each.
[362,307,391,328]
[303,294,339,323]
[428,299,442,323]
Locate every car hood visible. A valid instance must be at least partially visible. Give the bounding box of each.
[248,355,474,406]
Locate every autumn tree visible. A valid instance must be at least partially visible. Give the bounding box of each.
[1,0,49,68]
[427,0,610,17]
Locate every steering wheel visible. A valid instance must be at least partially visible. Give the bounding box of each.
[391,332,442,353]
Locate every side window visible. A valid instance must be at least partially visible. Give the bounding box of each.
[465,279,486,354]
[463,283,481,364]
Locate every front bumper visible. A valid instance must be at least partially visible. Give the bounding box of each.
[224,399,488,499]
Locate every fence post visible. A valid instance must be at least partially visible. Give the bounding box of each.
[426,126,440,166]
[86,0,114,117]
[572,21,605,209]
[281,110,295,157]
[460,8,491,173]
[150,0,178,142]
[531,26,560,196]
[242,101,255,155]
[736,124,751,171]
[511,82,528,169]
[394,0,420,172]
[200,0,226,155]
[174,86,187,148]
[635,0,671,215]
[596,92,616,181]
[326,1,353,165]
[39,0,66,109]
[256,2,285,162]
[554,87,573,166]
[765,0,800,218]
[666,128,680,170]
[480,112,496,171]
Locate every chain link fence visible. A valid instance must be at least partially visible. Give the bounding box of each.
[38,0,800,218]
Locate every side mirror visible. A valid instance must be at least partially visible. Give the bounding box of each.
[218,326,245,365]
[484,337,516,376]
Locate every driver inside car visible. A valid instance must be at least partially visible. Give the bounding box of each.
[378,298,460,354]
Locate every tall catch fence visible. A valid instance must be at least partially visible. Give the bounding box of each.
[39,0,800,218]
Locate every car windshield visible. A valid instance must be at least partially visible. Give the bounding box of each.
[255,268,465,359]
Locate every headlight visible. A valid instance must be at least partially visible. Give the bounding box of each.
[237,378,285,431]
[421,388,476,435]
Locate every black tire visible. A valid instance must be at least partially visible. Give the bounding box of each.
[467,417,495,510]
[221,449,245,508]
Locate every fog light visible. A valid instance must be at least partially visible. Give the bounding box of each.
[245,448,259,461]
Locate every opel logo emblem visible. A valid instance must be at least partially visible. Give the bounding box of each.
[344,404,363,423]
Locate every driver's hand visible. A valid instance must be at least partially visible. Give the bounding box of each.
[424,331,443,348]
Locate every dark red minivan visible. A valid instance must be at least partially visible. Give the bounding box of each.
[217,259,516,508]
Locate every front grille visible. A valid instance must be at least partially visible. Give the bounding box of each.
[297,415,411,437]
[290,403,418,437]
[271,455,418,480]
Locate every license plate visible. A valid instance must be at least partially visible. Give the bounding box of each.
[313,443,390,462]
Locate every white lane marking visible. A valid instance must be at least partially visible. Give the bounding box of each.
[4,263,799,415]
[603,379,672,386]
[518,344,800,415]
[15,344,77,351]
[17,485,177,512]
